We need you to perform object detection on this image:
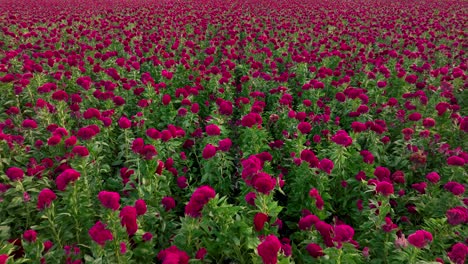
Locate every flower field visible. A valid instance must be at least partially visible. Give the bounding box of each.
[0,0,467,263]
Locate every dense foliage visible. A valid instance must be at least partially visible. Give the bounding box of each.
[0,0,467,263]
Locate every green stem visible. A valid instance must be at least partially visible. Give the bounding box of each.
[187,228,192,249]
[115,240,124,264]
[26,85,35,104]
[234,246,245,263]
[81,158,91,197]
[72,183,81,244]
[260,194,268,213]
[124,129,129,161]
[28,130,34,148]
[137,158,143,197]
[337,248,342,264]
[409,247,419,263]
[383,233,389,264]
[36,242,42,260]
[47,205,63,249]
[18,181,31,228]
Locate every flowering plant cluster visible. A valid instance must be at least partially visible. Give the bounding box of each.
[0,0,467,263]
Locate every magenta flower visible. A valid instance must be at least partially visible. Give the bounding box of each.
[202,144,217,159]
[191,103,200,114]
[297,122,312,134]
[407,230,433,248]
[257,235,281,264]
[241,156,263,184]
[315,221,334,247]
[448,243,468,264]
[65,136,77,147]
[422,118,436,128]
[140,145,158,160]
[37,188,57,210]
[446,207,468,226]
[120,242,127,254]
[460,116,468,132]
[162,196,176,211]
[351,122,367,133]
[377,81,387,88]
[22,119,38,129]
[411,180,427,193]
[146,128,161,140]
[245,192,257,206]
[382,217,398,232]
[376,181,394,196]
[218,138,232,152]
[72,145,89,157]
[98,191,120,211]
[162,94,171,105]
[306,243,324,258]
[83,108,101,119]
[195,248,207,260]
[408,112,422,121]
[47,135,62,146]
[310,188,324,208]
[118,117,132,129]
[177,176,188,189]
[142,232,153,242]
[55,169,81,191]
[444,181,465,196]
[134,199,147,216]
[241,113,262,128]
[6,167,24,181]
[391,171,405,184]
[0,255,8,264]
[333,224,355,243]
[360,150,375,164]
[331,130,352,147]
[253,172,276,194]
[447,156,465,166]
[374,166,391,182]
[119,206,138,236]
[89,221,113,246]
[254,213,269,232]
[23,229,37,243]
[76,126,97,140]
[318,158,334,174]
[425,172,440,183]
[205,124,221,136]
[185,185,216,217]
[405,74,418,84]
[298,214,319,230]
[43,240,53,253]
[300,149,319,167]
[157,246,189,264]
